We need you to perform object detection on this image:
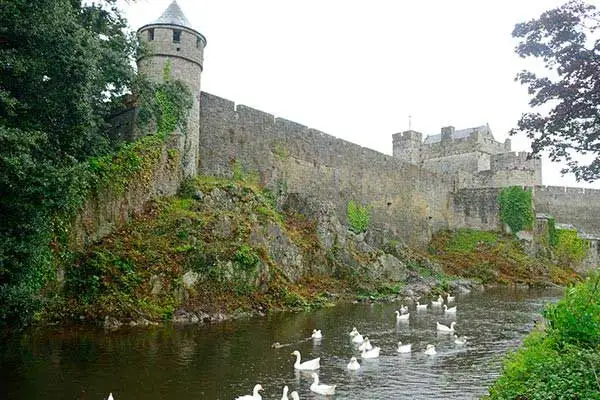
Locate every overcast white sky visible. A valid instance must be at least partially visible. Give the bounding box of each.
[121,0,600,189]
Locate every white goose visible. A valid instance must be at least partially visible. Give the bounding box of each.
[235,384,263,400]
[290,391,300,400]
[361,346,381,359]
[396,341,412,353]
[436,321,456,333]
[311,329,322,339]
[424,344,437,356]
[347,356,361,370]
[454,334,467,345]
[395,310,410,321]
[431,295,444,307]
[352,332,364,344]
[291,350,320,370]
[281,385,289,400]
[310,373,336,395]
[443,304,457,314]
[358,337,373,351]
[416,301,428,310]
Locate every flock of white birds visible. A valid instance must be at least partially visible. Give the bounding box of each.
[232,292,467,399]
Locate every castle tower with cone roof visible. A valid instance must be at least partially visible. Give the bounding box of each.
[137,1,206,177]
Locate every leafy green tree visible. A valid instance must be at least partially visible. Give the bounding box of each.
[0,0,136,326]
[512,0,600,182]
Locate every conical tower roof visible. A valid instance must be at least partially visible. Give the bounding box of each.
[151,1,191,28]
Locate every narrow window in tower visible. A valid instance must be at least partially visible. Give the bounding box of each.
[173,30,181,43]
[148,29,154,41]
[196,37,201,49]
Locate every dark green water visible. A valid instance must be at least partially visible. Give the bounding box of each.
[0,287,562,399]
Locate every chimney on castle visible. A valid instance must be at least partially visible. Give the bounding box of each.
[441,126,455,144]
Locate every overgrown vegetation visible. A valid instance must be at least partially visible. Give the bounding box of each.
[0,0,192,327]
[485,272,600,399]
[553,228,590,268]
[499,186,534,234]
[47,177,341,322]
[347,200,371,234]
[430,229,578,286]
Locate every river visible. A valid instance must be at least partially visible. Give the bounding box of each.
[0,286,562,399]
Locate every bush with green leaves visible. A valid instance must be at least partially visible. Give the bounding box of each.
[234,244,260,270]
[553,228,590,267]
[486,272,600,399]
[347,200,371,234]
[499,186,534,234]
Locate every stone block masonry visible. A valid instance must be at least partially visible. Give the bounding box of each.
[199,92,457,248]
[535,186,600,236]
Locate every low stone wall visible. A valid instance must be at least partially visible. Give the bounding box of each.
[535,186,600,236]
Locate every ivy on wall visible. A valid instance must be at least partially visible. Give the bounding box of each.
[347,200,371,234]
[499,186,534,234]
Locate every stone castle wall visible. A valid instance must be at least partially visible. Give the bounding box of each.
[534,186,600,236]
[198,92,458,247]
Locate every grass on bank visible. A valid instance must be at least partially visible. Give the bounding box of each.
[429,229,579,286]
[485,272,600,399]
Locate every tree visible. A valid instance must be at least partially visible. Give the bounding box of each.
[0,0,136,326]
[512,0,600,182]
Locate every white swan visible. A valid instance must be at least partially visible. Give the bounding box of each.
[431,295,444,307]
[361,346,380,359]
[424,344,436,356]
[454,334,467,345]
[358,337,373,351]
[349,327,358,337]
[108,394,114,400]
[311,329,322,339]
[443,304,457,314]
[436,321,456,333]
[395,310,410,321]
[347,356,361,370]
[396,341,412,353]
[280,385,289,400]
[290,391,300,400]
[416,301,428,310]
[352,332,364,344]
[291,350,320,370]
[235,384,263,400]
[447,293,456,302]
[400,304,409,314]
[310,373,336,395]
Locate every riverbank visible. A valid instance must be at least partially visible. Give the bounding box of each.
[34,175,576,330]
[484,272,600,399]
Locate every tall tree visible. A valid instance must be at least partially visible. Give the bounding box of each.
[512,0,600,182]
[0,0,136,326]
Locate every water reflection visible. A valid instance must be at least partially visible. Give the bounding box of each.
[0,287,561,399]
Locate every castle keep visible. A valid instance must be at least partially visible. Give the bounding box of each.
[393,125,542,189]
[129,2,599,267]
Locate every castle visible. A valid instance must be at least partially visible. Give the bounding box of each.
[125,1,598,270]
[393,125,542,189]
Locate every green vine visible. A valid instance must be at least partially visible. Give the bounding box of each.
[499,186,534,234]
[548,217,559,248]
[347,200,371,234]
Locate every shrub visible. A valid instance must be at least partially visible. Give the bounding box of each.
[347,200,371,234]
[499,186,534,234]
[234,244,260,270]
[486,272,600,399]
[554,228,589,267]
[446,229,498,253]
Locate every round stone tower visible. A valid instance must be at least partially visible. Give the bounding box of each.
[137,0,206,178]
